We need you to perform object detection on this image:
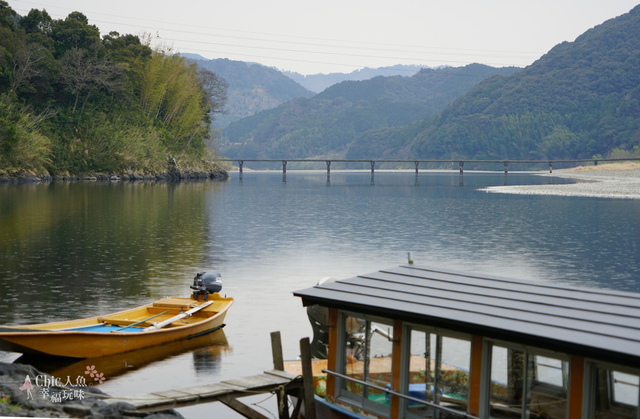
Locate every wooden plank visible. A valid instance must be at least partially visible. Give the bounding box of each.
[143,301,213,331]
[222,374,284,389]
[264,369,298,380]
[218,394,271,419]
[109,371,303,413]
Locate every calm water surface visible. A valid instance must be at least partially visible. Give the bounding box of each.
[1,171,639,417]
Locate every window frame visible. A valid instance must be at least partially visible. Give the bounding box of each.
[480,339,570,419]
[583,360,640,419]
[400,323,473,418]
[335,310,395,417]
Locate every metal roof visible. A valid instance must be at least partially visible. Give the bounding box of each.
[293,265,640,365]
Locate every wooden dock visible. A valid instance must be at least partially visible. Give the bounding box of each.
[107,369,302,417]
[105,333,316,419]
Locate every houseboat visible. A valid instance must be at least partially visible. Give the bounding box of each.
[292,265,640,419]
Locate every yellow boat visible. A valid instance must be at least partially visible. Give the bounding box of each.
[0,271,233,358]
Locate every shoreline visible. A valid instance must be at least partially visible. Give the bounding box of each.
[482,162,640,199]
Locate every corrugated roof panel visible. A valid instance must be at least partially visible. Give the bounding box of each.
[293,265,640,363]
[338,276,640,328]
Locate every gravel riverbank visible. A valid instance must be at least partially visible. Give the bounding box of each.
[482,162,640,199]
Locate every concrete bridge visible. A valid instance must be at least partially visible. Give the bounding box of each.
[212,157,638,182]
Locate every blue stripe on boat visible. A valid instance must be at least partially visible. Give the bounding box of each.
[62,324,144,333]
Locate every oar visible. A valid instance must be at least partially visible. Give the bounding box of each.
[110,310,170,332]
[143,301,214,331]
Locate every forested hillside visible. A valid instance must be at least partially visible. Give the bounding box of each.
[408,5,640,161]
[0,2,227,178]
[192,58,314,129]
[222,64,516,160]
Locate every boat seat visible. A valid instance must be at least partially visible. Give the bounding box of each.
[152,298,196,310]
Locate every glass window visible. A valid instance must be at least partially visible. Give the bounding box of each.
[404,327,470,418]
[340,313,394,412]
[593,366,639,419]
[488,344,567,419]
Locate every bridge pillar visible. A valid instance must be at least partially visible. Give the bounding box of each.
[370,161,375,184]
[326,160,331,183]
[459,161,464,174]
[282,160,287,182]
[239,160,243,181]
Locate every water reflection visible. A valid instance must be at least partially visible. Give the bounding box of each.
[14,328,229,382]
[0,181,223,325]
[2,171,639,418]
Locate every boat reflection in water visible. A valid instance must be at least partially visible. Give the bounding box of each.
[14,328,229,382]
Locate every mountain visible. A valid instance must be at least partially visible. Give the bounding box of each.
[221,64,518,160]
[189,58,315,129]
[406,5,640,162]
[284,65,426,93]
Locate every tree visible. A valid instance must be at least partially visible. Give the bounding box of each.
[197,67,228,117]
[59,48,124,113]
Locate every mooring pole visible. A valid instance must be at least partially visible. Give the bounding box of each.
[282,160,287,182]
[239,160,244,181]
[504,161,509,174]
[459,161,464,174]
[326,160,331,183]
[549,162,553,173]
[415,161,419,185]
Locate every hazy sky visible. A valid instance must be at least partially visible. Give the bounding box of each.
[8,0,640,74]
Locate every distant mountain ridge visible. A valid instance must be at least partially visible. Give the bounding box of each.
[406,4,640,161]
[221,64,518,160]
[284,64,426,93]
[188,58,314,129]
[186,58,428,130]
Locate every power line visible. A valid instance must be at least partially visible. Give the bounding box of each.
[10,1,541,70]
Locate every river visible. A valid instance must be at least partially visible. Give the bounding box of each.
[1,170,639,417]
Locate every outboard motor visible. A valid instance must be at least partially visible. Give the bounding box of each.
[191,271,222,301]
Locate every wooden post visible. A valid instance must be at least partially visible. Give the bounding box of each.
[239,160,244,181]
[390,320,403,416]
[300,337,317,419]
[459,161,464,174]
[504,161,509,174]
[271,331,284,371]
[282,161,287,182]
[271,331,288,419]
[568,356,585,419]
[549,162,553,173]
[468,335,484,417]
[414,161,419,185]
[219,395,271,419]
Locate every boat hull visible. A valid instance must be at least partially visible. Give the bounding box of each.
[0,294,233,358]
